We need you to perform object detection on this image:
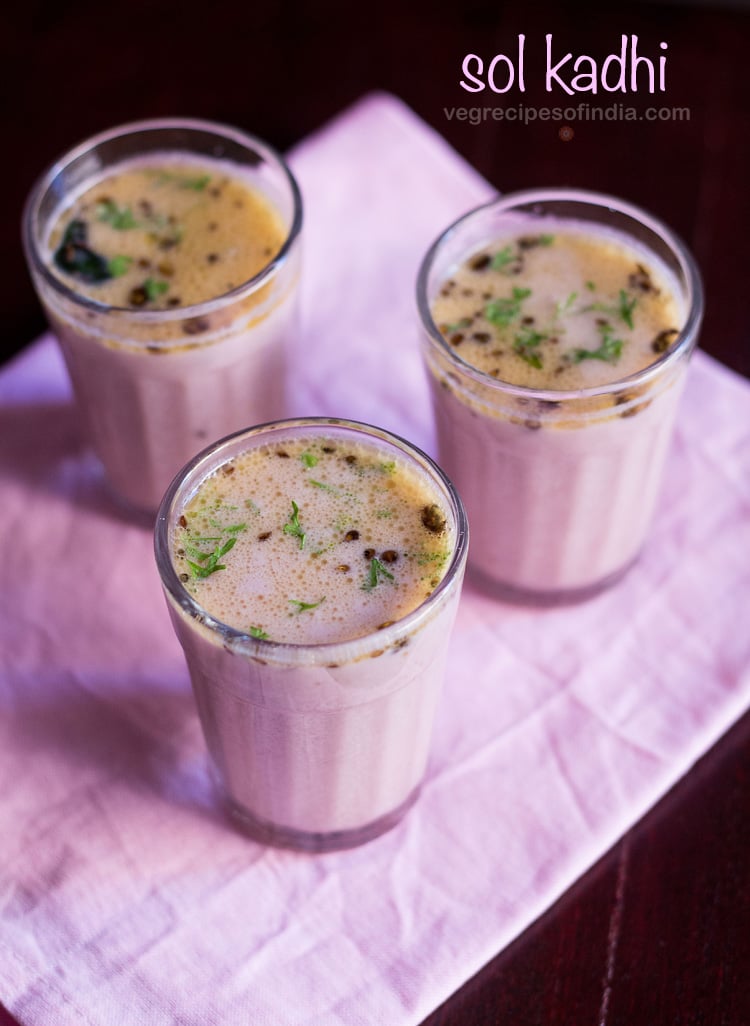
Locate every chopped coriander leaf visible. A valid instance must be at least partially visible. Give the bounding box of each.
[583,289,637,330]
[485,287,532,328]
[248,626,269,639]
[518,234,554,250]
[555,291,578,316]
[282,500,306,549]
[490,245,515,271]
[362,557,395,591]
[289,598,325,613]
[187,559,222,578]
[617,289,637,330]
[144,278,169,301]
[186,536,237,578]
[215,537,237,558]
[513,327,546,369]
[96,199,139,230]
[308,479,337,493]
[300,451,319,468]
[571,326,623,364]
[224,522,247,533]
[151,172,173,187]
[586,280,597,291]
[180,174,211,191]
[108,254,133,278]
[151,171,212,190]
[443,317,472,335]
[185,544,213,561]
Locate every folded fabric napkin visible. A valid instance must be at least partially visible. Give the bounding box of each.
[1,93,749,1026]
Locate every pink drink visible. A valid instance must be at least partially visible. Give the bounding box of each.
[155,419,468,852]
[418,190,703,602]
[23,120,302,514]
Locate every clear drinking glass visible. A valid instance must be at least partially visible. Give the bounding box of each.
[154,418,469,852]
[417,188,703,603]
[23,118,303,514]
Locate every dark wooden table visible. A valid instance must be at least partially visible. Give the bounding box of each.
[3,2,750,1023]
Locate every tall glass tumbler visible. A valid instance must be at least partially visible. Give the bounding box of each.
[417,189,703,603]
[154,417,469,852]
[23,118,303,513]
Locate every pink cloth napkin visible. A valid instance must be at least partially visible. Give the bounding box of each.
[2,93,749,1026]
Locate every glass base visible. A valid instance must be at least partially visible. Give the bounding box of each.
[224,785,421,853]
[468,554,638,607]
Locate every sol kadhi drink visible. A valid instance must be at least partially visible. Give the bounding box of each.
[418,188,703,602]
[23,119,302,513]
[155,419,468,852]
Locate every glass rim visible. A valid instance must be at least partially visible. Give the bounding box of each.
[416,186,704,403]
[22,116,304,323]
[154,416,469,663]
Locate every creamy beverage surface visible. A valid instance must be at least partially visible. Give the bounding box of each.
[47,159,285,309]
[430,227,685,390]
[173,437,454,645]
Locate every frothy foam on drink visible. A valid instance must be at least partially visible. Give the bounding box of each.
[430,225,685,391]
[173,436,455,645]
[46,158,285,310]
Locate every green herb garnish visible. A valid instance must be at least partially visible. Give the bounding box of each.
[485,287,532,328]
[282,500,306,549]
[617,289,637,329]
[300,451,319,468]
[248,626,269,639]
[185,541,221,561]
[186,536,237,578]
[586,280,597,292]
[181,174,211,191]
[491,245,515,271]
[555,291,578,317]
[144,278,169,301]
[362,557,395,591]
[182,515,245,579]
[151,171,212,191]
[108,254,133,278]
[289,598,325,613]
[443,317,472,335]
[513,327,546,369]
[584,289,637,330]
[571,324,623,364]
[96,200,139,230]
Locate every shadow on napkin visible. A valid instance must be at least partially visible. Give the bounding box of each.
[0,401,149,526]
[8,667,220,827]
